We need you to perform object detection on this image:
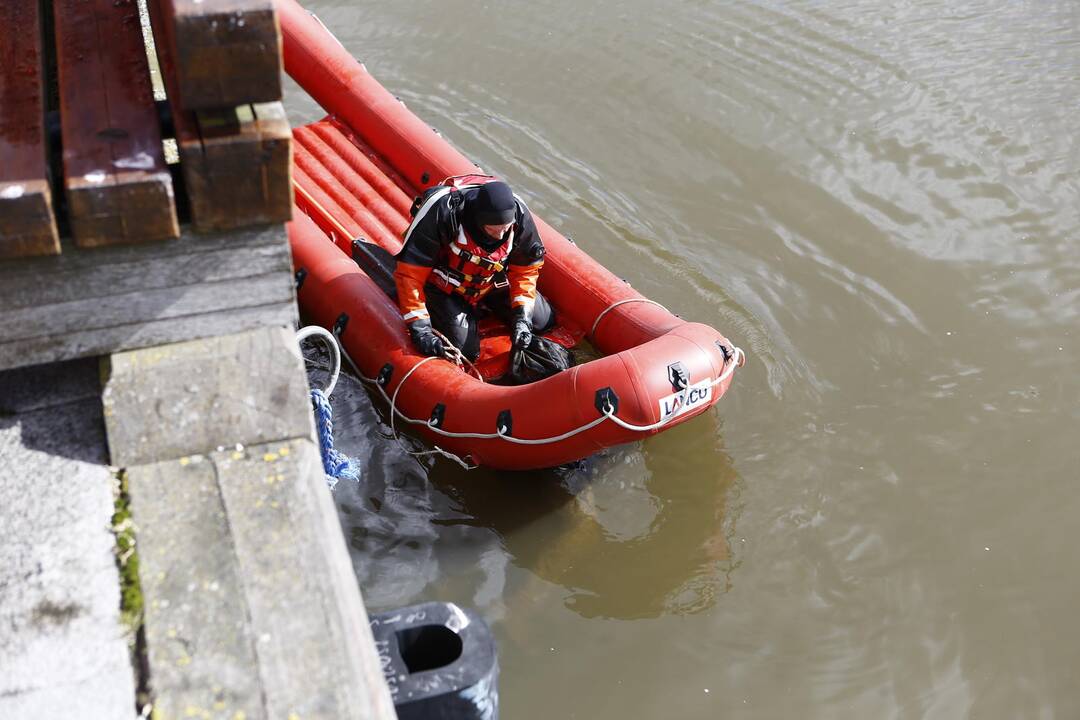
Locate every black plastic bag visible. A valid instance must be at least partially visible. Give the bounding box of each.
[507,335,574,385]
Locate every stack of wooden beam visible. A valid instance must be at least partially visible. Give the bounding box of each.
[0,1,62,257]
[0,0,296,371]
[0,0,291,259]
[146,0,292,232]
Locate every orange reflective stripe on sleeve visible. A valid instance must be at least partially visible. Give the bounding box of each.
[394,261,433,322]
[507,261,542,310]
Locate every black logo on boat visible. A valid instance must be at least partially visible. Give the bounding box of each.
[667,362,688,391]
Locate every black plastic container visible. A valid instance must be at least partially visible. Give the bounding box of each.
[370,601,498,720]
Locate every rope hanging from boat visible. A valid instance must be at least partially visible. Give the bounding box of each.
[297,325,361,488]
[333,326,744,461]
[310,388,361,488]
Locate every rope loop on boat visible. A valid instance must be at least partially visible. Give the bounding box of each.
[296,325,341,396]
[590,298,670,339]
[333,324,744,463]
[297,325,359,488]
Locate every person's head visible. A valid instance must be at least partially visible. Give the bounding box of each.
[468,181,517,241]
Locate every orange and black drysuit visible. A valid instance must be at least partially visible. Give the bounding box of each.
[393,180,553,361]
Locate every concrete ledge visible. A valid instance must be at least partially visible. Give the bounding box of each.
[102,326,315,467]
[129,439,397,720]
[0,360,136,720]
[1,332,396,718]
[108,327,396,719]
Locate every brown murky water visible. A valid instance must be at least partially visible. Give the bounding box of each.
[286,1,1080,717]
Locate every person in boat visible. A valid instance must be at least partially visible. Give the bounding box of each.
[394,179,555,361]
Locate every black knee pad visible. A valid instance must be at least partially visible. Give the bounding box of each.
[530,293,556,333]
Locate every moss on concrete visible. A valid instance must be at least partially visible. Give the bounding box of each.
[112,470,144,635]
[113,469,155,714]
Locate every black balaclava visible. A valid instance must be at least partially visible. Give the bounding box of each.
[463,181,517,249]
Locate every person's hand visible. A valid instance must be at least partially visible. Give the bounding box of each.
[511,311,532,351]
[408,319,444,357]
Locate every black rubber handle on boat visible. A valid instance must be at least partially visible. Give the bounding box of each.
[595,387,619,416]
[667,362,689,391]
[430,403,446,428]
[334,313,350,336]
[295,268,307,290]
[497,410,513,436]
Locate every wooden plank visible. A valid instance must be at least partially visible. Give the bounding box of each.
[0,219,283,276]
[0,0,60,258]
[158,0,282,111]
[54,0,179,248]
[0,180,60,260]
[1,299,297,371]
[3,267,292,343]
[2,228,289,310]
[183,103,294,232]
[147,0,292,232]
[0,223,297,371]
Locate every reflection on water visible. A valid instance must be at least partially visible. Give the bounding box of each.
[292,0,1080,717]
[318,364,740,622]
[436,422,738,621]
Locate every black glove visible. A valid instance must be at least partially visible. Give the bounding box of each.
[511,309,533,351]
[408,319,444,357]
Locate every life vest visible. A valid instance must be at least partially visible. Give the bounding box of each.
[405,175,515,304]
[429,223,514,303]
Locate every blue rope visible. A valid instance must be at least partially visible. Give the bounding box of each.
[311,388,360,488]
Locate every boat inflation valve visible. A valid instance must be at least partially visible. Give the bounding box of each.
[369,601,499,720]
[595,387,619,415]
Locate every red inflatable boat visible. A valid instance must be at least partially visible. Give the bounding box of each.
[278,0,744,470]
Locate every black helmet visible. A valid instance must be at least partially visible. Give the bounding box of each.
[469,181,516,225]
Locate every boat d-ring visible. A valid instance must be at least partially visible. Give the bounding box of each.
[296,325,342,397]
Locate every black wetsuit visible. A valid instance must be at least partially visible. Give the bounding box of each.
[397,186,554,360]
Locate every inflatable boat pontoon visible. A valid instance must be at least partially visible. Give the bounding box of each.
[279,0,744,470]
